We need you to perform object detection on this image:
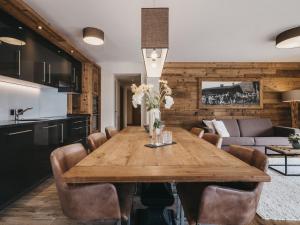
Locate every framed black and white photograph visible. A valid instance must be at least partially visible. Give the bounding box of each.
[200,80,263,108]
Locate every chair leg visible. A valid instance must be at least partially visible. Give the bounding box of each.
[120,215,131,225]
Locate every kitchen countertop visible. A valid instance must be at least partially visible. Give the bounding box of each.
[0,114,90,128]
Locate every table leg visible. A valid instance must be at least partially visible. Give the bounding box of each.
[285,155,288,176]
[180,205,184,225]
[265,147,267,155]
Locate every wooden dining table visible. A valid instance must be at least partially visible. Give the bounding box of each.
[63,126,270,184]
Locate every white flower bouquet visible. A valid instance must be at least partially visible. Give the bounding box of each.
[131,79,174,111]
[131,80,174,135]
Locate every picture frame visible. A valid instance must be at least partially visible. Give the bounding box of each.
[199,79,263,109]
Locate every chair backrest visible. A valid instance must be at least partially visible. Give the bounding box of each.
[87,132,107,152]
[197,145,268,225]
[228,145,268,190]
[105,127,118,139]
[202,133,223,148]
[50,143,87,189]
[227,145,268,172]
[50,144,87,217]
[190,127,204,138]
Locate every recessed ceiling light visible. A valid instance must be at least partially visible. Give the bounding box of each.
[83,27,104,46]
[37,25,43,30]
[276,27,300,49]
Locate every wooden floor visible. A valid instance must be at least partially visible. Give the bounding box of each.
[0,179,298,225]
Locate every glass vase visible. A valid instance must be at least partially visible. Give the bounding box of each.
[148,108,160,136]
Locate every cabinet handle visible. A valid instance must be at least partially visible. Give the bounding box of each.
[73,120,84,124]
[76,76,78,90]
[43,62,46,82]
[48,64,51,84]
[73,68,76,83]
[7,129,33,136]
[61,123,64,143]
[42,125,58,129]
[18,50,21,77]
[72,126,84,130]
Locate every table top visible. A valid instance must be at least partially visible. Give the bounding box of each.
[63,127,270,183]
[266,145,300,155]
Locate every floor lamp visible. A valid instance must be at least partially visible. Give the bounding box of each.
[282,90,300,128]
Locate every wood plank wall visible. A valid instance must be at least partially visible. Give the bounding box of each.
[161,62,300,129]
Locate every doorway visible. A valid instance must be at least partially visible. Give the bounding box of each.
[115,74,141,130]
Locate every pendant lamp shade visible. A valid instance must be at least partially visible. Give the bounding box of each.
[141,8,169,77]
[282,90,300,102]
[83,27,104,46]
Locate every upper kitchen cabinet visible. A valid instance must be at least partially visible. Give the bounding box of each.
[0,12,24,79]
[0,9,82,92]
[71,60,82,93]
[33,37,72,88]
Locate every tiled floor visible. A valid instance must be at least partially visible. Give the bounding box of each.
[0,179,298,225]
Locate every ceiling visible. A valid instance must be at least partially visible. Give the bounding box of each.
[25,0,300,64]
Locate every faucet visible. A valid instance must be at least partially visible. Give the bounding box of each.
[15,107,33,121]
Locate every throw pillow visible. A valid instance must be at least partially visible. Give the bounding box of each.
[203,119,216,133]
[212,120,230,137]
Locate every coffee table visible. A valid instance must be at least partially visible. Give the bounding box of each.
[265,145,300,176]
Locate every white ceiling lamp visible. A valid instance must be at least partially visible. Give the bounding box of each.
[0,28,26,46]
[83,27,104,46]
[276,27,300,48]
[141,8,169,77]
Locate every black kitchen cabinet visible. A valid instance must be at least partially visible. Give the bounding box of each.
[0,41,20,79]
[0,9,82,92]
[67,117,90,145]
[0,125,34,208]
[71,60,82,93]
[0,14,23,79]
[0,116,89,209]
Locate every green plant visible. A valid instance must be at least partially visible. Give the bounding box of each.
[288,134,300,143]
[153,118,161,129]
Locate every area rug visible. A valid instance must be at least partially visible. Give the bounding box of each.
[257,157,300,221]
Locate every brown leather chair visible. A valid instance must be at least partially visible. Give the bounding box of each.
[190,127,204,138]
[87,132,107,152]
[177,145,268,225]
[50,143,134,223]
[105,127,118,139]
[202,133,222,148]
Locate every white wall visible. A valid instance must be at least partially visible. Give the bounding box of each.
[0,79,67,121]
[100,61,146,132]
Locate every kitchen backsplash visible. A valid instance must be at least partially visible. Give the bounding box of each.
[0,81,67,121]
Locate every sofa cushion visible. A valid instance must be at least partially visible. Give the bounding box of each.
[203,120,216,133]
[255,137,290,146]
[222,137,255,146]
[220,119,240,137]
[238,118,274,137]
[212,120,230,137]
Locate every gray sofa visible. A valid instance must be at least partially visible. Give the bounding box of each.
[203,118,299,152]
